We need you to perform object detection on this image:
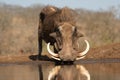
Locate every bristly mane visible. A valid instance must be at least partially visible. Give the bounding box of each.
[58,7,75,22]
[40,6,76,27]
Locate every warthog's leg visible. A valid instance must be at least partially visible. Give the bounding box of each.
[38,31,43,59]
[38,36,42,58]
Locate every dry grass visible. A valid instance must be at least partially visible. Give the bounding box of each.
[76,9,120,47]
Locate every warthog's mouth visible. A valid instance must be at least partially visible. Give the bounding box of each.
[47,40,90,61]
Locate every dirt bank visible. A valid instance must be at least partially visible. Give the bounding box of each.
[0,43,120,63]
[86,43,120,59]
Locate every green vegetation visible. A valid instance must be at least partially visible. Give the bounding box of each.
[0,3,120,55]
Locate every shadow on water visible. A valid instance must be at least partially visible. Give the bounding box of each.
[29,55,74,65]
[29,55,53,61]
[0,61,120,80]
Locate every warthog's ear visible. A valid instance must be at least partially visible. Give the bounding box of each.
[50,32,57,38]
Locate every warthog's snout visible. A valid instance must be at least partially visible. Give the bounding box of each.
[59,49,77,61]
[47,40,90,61]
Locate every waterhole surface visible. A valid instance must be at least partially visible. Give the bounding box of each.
[0,61,120,80]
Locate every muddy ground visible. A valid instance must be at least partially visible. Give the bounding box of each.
[0,43,120,63]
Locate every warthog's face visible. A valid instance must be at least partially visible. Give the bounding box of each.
[48,65,90,80]
[47,22,90,61]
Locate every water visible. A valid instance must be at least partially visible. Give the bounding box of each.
[0,62,120,80]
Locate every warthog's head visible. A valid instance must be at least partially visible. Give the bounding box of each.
[47,22,90,61]
[48,65,90,80]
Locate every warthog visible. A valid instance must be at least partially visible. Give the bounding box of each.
[48,65,90,80]
[38,6,90,61]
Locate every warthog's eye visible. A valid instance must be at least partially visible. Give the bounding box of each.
[72,27,84,38]
[55,28,60,32]
[72,27,77,36]
[55,27,62,37]
[56,31,62,37]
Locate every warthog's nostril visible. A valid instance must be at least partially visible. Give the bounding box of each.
[59,55,75,61]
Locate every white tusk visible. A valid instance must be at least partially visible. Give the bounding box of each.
[76,55,86,60]
[47,42,59,57]
[79,40,90,56]
[51,56,61,61]
[76,40,90,60]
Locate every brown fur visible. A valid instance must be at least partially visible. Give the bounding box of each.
[39,6,76,32]
[38,6,83,61]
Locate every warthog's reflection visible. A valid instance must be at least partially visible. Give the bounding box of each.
[48,65,90,80]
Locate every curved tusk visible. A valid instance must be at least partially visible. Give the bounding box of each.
[76,55,86,60]
[79,40,90,56]
[47,42,59,57]
[51,56,61,61]
[76,40,90,60]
